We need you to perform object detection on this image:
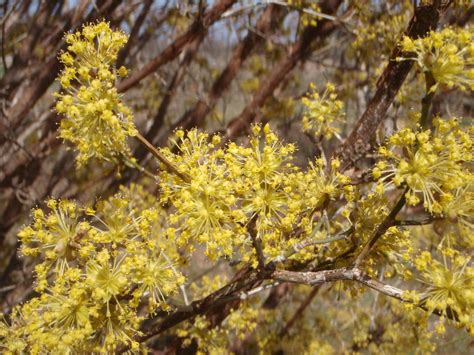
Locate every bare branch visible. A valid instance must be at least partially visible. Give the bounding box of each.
[171,3,286,132]
[225,0,343,140]
[352,188,407,268]
[117,0,237,93]
[334,2,449,170]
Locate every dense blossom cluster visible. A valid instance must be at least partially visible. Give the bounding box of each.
[373,118,472,214]
[0,190,184,353]
[406,250,474,335]
[301,82,345,139]
[160,125,352,264]
[398,26,474,92]
[55,22,137,165]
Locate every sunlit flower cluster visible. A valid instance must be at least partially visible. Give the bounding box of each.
[160,130,247,260]
[436,184,474,248]
[160,124,352,264]
[414,252,474,334]
[373,118,472,214]
[55,21,137,166]
[299,158,352,210]
[398,26,474,92]
[225,125,301,261]
[301,82,344,139]
[1,191,184,353]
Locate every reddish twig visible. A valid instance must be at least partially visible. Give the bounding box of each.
[117,0,237,93]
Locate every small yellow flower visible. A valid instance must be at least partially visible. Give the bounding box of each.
[301,82,344,139]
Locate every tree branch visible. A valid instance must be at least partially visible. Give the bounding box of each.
[225,0,343,140]
[334,2,448,170]
[117,0,237,93]
[135,132,190,182]
[171,3,286,132]
[394,217,435,226]
[352,188,407,268]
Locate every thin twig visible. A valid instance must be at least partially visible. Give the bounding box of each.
[420,71,436,128]
[239,281,280,300]
[274,226,354,263]
[161,251,189,306]
[135,132,190,182]
[394,217,434,226]
[1,0,9,72]
[248,215,266,269]
[123,156,157,180]
[352,188,407,268]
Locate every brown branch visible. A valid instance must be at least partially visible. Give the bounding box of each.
[134,33,206,164]
[334,2,448,170]
[117,0,237,93]
[352,188,407,268]
[272,268,409,308]
[225,0,342,140]
[394,217,435,226]
[1,0,9,73]
[134,132,190,182]
[448,5,474,26]
[271,267,459,322]
[117,266,267,353]
[116,0,153,68]
[420,71,436,128]
[248,215,265,270]
[173,4,286,131]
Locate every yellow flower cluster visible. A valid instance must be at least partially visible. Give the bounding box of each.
[373,118,472,214]
[160,124,351,264]
[288,0,321,27]
[55,21,137,166]
[1,190,184,353]
[439,185,474,247]
[226,125,300,259]
[398,26,474,92]
[415,252,474,334]
[352,1,411,58]
[301,82,344,139]
[160,130,247,260]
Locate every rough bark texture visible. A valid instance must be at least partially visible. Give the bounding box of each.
[334,3,443,171]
